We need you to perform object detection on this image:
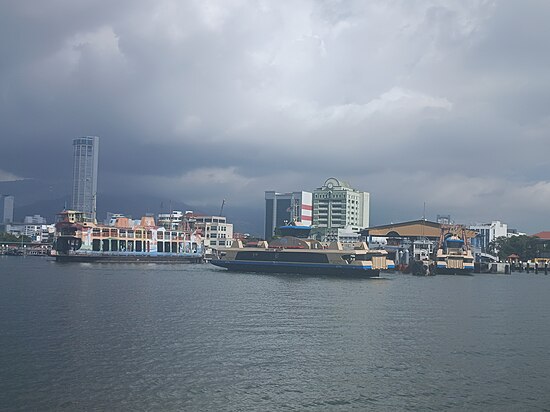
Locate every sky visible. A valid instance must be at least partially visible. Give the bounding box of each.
[1,0,550,233]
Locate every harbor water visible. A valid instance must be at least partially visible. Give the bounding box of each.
[1,257,550,411]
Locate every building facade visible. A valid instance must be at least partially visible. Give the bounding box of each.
[264,191,313,240]
[5,223,55,243]
[312,178,370,235]
[193,215,234,248]
[71,136,99,222]
[470,221,508,253]
[157,210,186,231]
[0,195,15,224]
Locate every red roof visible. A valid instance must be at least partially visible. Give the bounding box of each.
[532,231,550,240]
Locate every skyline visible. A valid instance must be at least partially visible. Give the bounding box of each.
[1,1,550,233]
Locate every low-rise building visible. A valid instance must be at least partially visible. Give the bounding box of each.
[157,210,186,231]
[5,223,55,243]
[193,215,234,248]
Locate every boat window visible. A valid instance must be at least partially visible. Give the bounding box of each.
[341,254,357,263]
[235,251,329,263]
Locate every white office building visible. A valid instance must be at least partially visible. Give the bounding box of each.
[157,210,186,231]
[312,178,370,235]
[470,221,508,253]
[193,215,234,248]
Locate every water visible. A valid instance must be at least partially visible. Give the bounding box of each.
[1,257,550,411]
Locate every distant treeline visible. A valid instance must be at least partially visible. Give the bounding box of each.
[0,232,33,243]
[489,235,548,261]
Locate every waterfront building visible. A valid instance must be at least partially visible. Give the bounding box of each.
[193,215,234,248]
[157,210,234,248]
[264,191,313,240]
[312,178,369,241]
[0,195,15,224]
[71,136,99,222]
[157,210,186,231]
[470,221,508,253]
[6,223,55,243]
[361,219,442,266]
[193,215,233,249]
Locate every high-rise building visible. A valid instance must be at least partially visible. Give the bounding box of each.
[264,191,313,240]
[71,136,99,221]
[312,177,370,234]
[0,195,15,224]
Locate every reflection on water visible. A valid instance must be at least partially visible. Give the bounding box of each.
[1,257,550,411]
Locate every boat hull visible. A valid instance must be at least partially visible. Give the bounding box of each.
[55,253,203,263]
[210,259,382,277]
[434,266,474,276]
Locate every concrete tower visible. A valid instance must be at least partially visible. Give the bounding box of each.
[71,136,99,221]
[0,194,14,224]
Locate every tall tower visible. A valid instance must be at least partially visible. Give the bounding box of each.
[71,136,99,221]
[0,195,14,224]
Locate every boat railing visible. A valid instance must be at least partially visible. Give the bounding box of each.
[67,250,203,257]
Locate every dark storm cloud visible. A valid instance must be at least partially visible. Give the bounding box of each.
[1,0,550,232]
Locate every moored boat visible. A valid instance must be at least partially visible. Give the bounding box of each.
[434,231,474,275]
[52,210,204,263]
[211,236,394,277]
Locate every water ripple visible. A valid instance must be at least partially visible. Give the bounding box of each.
[1,258,550,411]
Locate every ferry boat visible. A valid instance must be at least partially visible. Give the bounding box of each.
[434,230,474,275]
[210,236,394,277]
[52,210,204,263]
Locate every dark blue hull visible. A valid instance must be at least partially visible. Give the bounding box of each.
[434,267,474,276]
[55,253,203,263]
[210,259,381,277]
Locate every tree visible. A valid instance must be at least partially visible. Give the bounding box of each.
[489,235,540,261]
[0,232,33,243]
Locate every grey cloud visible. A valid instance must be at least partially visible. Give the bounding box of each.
[1,0,550,233]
